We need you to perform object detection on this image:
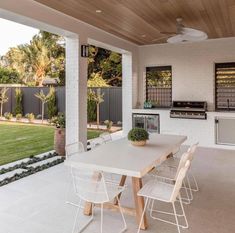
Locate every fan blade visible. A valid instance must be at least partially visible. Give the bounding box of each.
[152,35,169,42]
[182,27,207,37]
[167,35,183,43]
[160,31,177,35]
[182,33,208,42]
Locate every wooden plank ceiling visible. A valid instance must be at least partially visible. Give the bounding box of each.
[34,0,235,45]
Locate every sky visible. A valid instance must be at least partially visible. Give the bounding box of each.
[0,18,39,56]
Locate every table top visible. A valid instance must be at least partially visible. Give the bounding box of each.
[65,134,187,178]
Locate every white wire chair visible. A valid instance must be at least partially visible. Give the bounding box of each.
[137,161,191,233]
[71,167,127,233]
[65,142,85,206]
[90,137,105,149]
[149,151,193,204]
[100,132,112,143]
[161,142,199,192]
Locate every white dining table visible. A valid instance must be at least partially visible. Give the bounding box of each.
[65,133,187,230]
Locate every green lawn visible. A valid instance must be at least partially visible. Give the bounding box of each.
[0,121,103,166]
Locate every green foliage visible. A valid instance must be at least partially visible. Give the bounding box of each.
[0,87,9,117]
[4,112,13,120]
[47,86,57,119]
[4,31,65,86]
[88,46,122,87]
[104,120,113,130]
[25,113,35,122]
[14,88,23,115]
[87,73,109,87]
[16,113,22,121]
[87,89,97,123]
[0,67,21,84]
[35,89,52,122]
[128,128,149,142]
[50,112,65,128]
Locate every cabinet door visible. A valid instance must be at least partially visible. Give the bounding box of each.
[146,115,159,133]
[133,115,145,129]
[216,117,235,145]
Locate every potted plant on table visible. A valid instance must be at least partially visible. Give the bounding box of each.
[128,128,149,146]
[50,113,65,156]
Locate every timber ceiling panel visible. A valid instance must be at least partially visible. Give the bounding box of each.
[34,0,235,45]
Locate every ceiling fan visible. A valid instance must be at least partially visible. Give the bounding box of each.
[154,18,208,43]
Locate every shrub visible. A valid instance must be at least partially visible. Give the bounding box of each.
[104,120,113,131]
[4,112,13,120]
[36,114,42,119]
[117,121,122,126]
[47,87,57,119]
[50,112,65,128]
[14,88,23,115]
[16,113,22,121]
[25,113,35,122]
[128,128,149,142]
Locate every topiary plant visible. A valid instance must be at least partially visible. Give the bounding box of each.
[128,128,149,145]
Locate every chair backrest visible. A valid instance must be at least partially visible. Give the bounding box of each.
[71,167,109,203]
[175,151,191,179]
[170,160,191,202]
[90,137,105,149]
[65,142,85,159]
[187,142,199,161]
[100,132,112,143]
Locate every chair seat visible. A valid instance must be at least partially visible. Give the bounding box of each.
[106,183,125,201]
[162,157,180,167]
[138,180,174,202]
[149,166,177,181]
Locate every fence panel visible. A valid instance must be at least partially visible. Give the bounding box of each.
[1,86,122,122]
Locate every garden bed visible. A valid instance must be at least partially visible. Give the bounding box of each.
[0,152,64,187]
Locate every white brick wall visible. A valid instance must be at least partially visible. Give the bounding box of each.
[138,37,235,110]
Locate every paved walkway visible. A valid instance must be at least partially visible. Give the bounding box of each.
[0,146,235,233]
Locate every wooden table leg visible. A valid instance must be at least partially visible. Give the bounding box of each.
[132,177,148,230]
[114,175,127,205]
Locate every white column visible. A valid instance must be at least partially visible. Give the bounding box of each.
[122,53,133,135]
[65,36,87,147]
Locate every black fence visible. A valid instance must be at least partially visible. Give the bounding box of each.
[2,86,122,122]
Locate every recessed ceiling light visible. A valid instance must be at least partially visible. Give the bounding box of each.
[96,10,102,13]
[141,34,146,38]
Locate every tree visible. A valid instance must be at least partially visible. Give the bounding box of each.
[35,89,51,123]
[89,88,104,129]
[14,88,23,115]
[0,87,9,117]
[0,67,21,84]
[88,46,122,87]
[4,31,65,86]
[47,86,57,119]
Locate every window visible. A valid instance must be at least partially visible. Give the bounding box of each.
[215,62,235,111]
[146,66,172,108]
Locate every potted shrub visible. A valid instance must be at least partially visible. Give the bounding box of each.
[128,128,149,146]
[50,113,65,156]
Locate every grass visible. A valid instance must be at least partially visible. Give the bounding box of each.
[0,121,103,166]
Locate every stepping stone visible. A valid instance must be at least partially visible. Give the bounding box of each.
[27,156,63,168]
[0,169,27,181]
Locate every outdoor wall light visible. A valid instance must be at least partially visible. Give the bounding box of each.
[81,44,89,57]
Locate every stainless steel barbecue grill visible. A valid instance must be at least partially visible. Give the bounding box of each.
[170,101,207,119]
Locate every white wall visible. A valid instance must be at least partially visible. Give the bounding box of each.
[138,38,235,110]
[0,0,139,144]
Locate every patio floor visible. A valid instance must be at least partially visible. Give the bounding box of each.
[0,146,235,233]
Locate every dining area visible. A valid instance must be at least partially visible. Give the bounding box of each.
[65,131,199,233]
